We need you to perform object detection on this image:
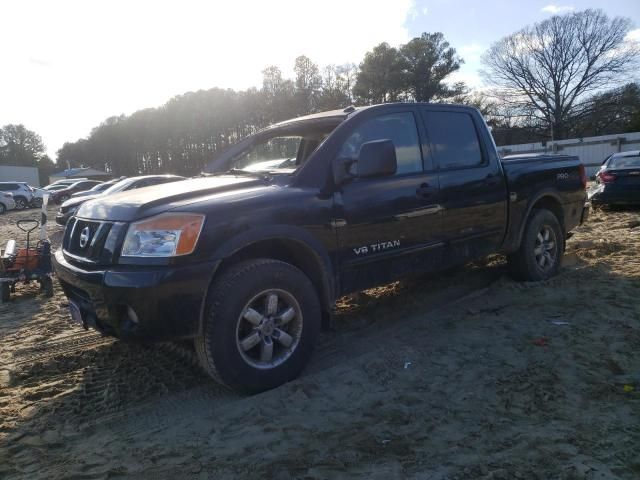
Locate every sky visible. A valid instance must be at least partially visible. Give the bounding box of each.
[1,0,639,160]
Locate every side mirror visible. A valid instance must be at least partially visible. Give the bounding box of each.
[357,139,397,178]
[332,139,397,185]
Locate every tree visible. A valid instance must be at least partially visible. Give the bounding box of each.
[399,32,463,102]
[570,83,640,137]
[0,124,46,166]
[293,55,322,114]
[482,9,639,140]
[317,64,352,110]
[36,155,57,186]
[353,42,405,104]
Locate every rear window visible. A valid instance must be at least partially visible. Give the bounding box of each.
[423,111,484,170]
[610,155,640,169]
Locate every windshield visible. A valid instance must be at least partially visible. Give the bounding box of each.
[89,182,113,192]
[610,155,640,169]
[220,122,339,174]
[102,178,137,195]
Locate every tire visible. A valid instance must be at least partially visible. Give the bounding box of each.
[14,196,27,210]
[0,203,5,214]
[195,259,321,393]
[508,208,564,281]
[1,283,10,302]
[31,198,43,209]
[57,195,69,204]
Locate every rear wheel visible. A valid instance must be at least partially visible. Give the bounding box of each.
[508,209,564,281]
[195,259,321,393]
[0,203,5,214]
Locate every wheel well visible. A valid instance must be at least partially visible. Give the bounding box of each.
[214,239,334,327]
[530,196,564,231]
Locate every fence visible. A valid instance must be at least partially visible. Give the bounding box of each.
[497,131,640,177]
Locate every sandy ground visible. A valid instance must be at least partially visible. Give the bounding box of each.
[0,205,639,479]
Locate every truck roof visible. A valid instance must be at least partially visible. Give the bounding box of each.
[271,102,480,129]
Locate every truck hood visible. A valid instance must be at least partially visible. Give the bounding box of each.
[76,175,269,222]
[61,194,100,211]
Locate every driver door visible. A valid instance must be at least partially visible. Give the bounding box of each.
[333,109,444,294]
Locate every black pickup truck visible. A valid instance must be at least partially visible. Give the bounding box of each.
[53,103,589,392]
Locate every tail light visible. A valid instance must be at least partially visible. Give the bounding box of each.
[598,171,616,184]
[578,163,587,190]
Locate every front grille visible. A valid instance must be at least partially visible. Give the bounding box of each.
[63,217,124,264]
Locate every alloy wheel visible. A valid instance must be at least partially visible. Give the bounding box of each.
[534,225,557,271]
[235,289,303,370]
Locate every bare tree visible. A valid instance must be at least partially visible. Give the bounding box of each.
[482,9,639,140]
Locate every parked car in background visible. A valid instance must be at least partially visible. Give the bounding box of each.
[44,184,71,192]
[50,180,103,204]
[0,192,16,214]
[0,182,35,209]
[70,178,125,199]
[55,175,185,225]
[45,178,88,189]
[589,150,640,206]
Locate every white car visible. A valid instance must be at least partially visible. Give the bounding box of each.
[0,182,35,209]
[0,191,16,214]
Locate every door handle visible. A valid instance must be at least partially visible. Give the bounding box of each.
[416,183,435,198]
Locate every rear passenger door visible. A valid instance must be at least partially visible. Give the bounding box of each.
[419,107,507,262]
[335,108,444,293]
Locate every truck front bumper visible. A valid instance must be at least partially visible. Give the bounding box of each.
[53,250,218,342]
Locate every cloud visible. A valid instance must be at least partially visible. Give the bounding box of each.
[541,5,575,14]
[626,29,640,42]
[28,57,51,67]
[451,44,486,89]
[409,2,429,20]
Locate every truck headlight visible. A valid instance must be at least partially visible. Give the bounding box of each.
[121,213,205,257]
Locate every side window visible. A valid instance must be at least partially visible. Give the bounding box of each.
[423,111,484,170]
[2,184,18,191]
[339,112,423,175]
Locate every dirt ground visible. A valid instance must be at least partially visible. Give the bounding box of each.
[0,205,639,479]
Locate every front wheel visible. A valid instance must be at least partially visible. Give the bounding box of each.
[508,208,564,281]
[14,197,27,209]
[195,259,321,393]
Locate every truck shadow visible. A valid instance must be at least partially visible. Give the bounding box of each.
[2,257,506,444]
